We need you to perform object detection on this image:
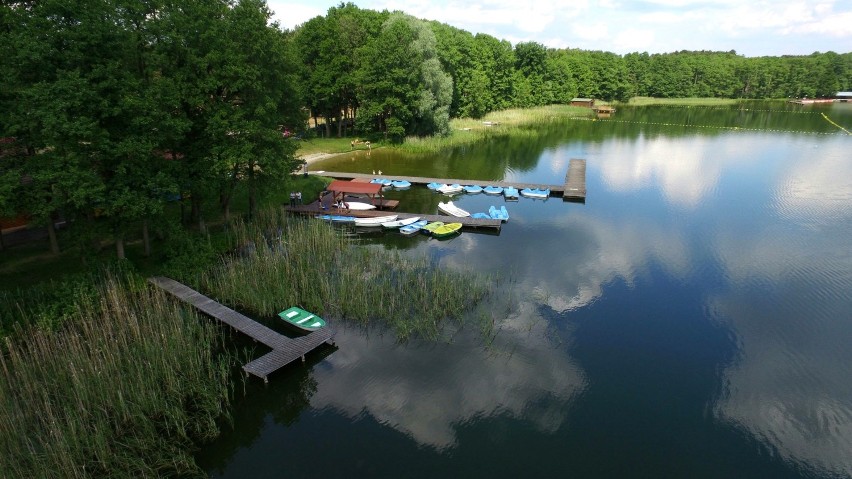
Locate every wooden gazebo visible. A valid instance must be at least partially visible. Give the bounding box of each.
[326,180,385,208]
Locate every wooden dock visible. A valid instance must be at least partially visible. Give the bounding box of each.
[148,276,335,382]
[563,159,586,201]
[284,204,504,231]
[308,162,587,201]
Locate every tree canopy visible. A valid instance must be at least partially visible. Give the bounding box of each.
[1,0,304,258]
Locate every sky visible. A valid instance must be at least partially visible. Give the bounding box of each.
[266,0,852,57]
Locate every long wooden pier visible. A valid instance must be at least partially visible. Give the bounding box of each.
[309,159,587,200]
[563,159,586,201]
[148,276,335,382]
[284,204,504,231]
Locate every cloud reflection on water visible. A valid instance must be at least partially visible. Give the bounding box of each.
[709,139,852,477]
[594,131,852,476]
[309,314,585,450]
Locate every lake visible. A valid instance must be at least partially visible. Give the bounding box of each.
[198,102,852,478]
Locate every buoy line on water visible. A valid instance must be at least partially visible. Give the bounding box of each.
[568,117,844,136]
[820,113,852,135]
[629,104,822,114]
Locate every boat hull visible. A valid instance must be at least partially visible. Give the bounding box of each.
[354,215,398,227]
[400,219,429,235]
[520,188,550,199]
[437,184,463,195]
[382,216,420,228]
[432,222,462,238]
[278,306,326,332]
[421,221,445,234]
[437,201,471,217]
[344,202,377,210]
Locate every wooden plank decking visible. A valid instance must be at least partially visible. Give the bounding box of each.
[148,276,335,382]
[309,161,587,201]
[563,159,586,201]
[310,171,564,194]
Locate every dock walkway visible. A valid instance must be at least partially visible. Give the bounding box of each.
[285,204,504,231]
[148,276,335,382]
[309,159,586,201]
[563,159,586,200]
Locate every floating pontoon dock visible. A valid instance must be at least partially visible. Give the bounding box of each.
[563,159,586,201]
[284,204,504,231]
[148,276,335,382]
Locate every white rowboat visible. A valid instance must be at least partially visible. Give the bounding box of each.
[354,215,398,227]
[437,201,471,217]
[382,216,421,229]
[343,201,377,210]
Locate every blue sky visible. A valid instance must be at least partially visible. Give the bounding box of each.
[266,0,852,57]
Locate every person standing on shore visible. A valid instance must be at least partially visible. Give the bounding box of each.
[289,191,295,207]
[296,191,302,205]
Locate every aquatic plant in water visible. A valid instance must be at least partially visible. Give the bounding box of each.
[202,211,492,341]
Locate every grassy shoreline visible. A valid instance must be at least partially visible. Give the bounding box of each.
[619,96,740,106]
[294,104,594,157]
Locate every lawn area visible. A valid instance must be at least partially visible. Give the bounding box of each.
[294,136,373,157]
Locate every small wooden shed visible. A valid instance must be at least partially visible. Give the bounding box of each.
[570,98,595,107]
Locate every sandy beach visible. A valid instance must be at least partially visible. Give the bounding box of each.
[298,152,345,166]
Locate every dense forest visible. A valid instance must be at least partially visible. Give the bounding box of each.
[1,1,850,259]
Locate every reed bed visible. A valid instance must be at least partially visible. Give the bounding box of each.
[621,97,739,106]
[202,211,492,340]
[401,105,590,153]
[0,276,232,478]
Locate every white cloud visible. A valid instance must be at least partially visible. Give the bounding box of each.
[266,0,850,55]
[786,11,852,36]
[612,28,657,52]
[266,1,327,29]
[572,22,610,42]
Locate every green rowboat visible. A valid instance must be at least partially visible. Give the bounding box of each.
[278,306,326,331]
[432,222,462,238]
[421,221,444,234]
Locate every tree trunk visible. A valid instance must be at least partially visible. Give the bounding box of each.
[247,162,256,220]
[115,233,125,260]
[142,219,150,257]
[46,216,59,255]
[191,192,201,225]
[337,111,343,138]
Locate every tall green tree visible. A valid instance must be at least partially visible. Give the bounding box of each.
[356,13,452,140]
[208,0,304,220]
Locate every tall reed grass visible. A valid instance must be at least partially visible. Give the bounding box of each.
[202,210,492,341]
[400,105,591,153]
[0,276,232,477]
[621,97,739,106]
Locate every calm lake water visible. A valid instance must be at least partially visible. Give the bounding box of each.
[198,103,852,478]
